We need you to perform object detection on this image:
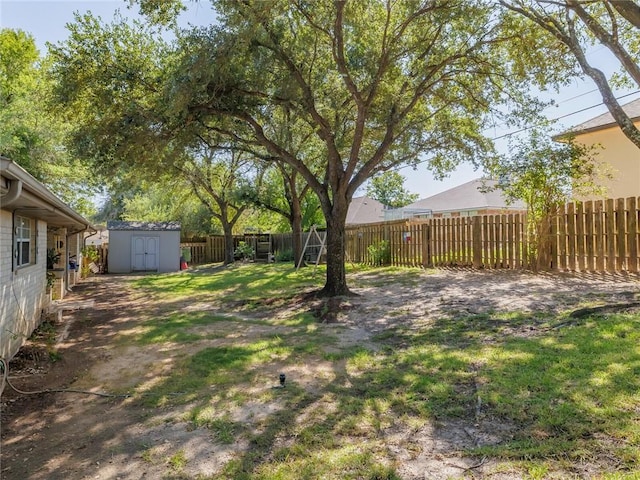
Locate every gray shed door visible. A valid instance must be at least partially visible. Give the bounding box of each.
[132,236,159,271]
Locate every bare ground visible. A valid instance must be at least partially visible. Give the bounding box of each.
[1,268,639,480]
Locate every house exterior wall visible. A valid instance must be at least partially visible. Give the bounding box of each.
[574,125,640,200]
[108,230,180,273]
[432,208,525,218]
[0,210,47,360]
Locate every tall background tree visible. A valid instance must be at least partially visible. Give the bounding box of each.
[48,13,260,260]
[238,162,324,264]
[365,171,419,208]
[0,28,96,214]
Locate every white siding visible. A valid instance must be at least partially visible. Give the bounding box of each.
[0,210,47,360]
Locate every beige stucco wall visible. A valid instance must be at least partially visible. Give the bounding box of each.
[574,124,640,200]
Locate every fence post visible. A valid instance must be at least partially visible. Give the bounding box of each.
[628,197,638,273]
[422,222,430,268]
[606,199,616,272]
[594,200,604,272]
[549,209,558,271]
[584,201,594,272]
[472,216,482,268]
[616,197,627,272]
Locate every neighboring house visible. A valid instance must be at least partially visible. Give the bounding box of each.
[395,178,525,219]
[107,221,181,273]
[1,157,94,361]
[554,97,640,200]
[346,196,385,225]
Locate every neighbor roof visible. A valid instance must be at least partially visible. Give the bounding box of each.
[107,221,181,231]
[407,178,525,212]
[556,97,640,138]
[346,196,384,225]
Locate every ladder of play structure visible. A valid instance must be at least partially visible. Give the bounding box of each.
[296,225,327,270]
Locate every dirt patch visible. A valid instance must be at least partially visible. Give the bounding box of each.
[1,269,639,479]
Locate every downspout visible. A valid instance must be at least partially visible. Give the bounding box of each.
[83,229,99,249]
[4,179,25,273]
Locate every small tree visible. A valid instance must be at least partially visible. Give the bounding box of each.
[365,171,419,208]
[484,129,608,270]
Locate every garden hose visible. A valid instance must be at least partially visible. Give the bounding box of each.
[0,357,130,398]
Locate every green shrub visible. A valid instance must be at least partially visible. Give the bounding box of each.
[234,241,255,261]
[81,245,100,263]
[275,248,294,262]
[367,240,391,266]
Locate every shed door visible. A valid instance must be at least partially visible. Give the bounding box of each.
[132,236,159,271]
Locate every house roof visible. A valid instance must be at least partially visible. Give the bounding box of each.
[0,157,95,232]
[346,196,384,225]
[556,97,640,138]
[107,220,181,231]
[407,178,525,212]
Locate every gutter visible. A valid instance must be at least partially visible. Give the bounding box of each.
[1,178,22,207]
[1,156,94,230]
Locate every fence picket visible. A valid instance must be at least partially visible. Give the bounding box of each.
[576,202,585,271]
[616,198,627,271]
[606,199,616,272]
[628,197,638,273]
[594,200,605,272]
[584,201,594,272]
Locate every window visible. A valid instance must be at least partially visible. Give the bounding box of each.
[15,215,35,267]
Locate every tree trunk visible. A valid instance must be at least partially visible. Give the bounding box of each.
[222,220,235,265]
[291,200,303,266]
[319,200,350,297]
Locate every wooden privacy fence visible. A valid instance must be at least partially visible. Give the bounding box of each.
[549,197,639,273]
[347,197,640,273]
[181,235,257,264]
[346,215,529,269]
[180,232,325,264]
[176,197,638,273]
[180,236,242,264]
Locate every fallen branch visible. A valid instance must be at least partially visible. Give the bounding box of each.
[568,302,640,319]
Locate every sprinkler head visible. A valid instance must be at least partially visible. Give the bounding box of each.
[279,373,286,387]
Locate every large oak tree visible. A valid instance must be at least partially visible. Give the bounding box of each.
[160,0,561,295]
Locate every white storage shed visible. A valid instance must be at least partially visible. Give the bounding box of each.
[107,221,181,273]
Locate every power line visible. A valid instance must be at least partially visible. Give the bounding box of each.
[545,88,599,109]
[397,89,640,175]
[491,90,640,141]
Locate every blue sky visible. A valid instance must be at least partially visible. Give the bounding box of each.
[2,0,637,199]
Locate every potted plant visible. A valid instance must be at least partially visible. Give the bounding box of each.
[46,271,56,290]
[47,248,61,270]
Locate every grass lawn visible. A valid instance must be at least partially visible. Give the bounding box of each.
[124,263,640,479]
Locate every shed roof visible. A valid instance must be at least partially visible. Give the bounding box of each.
[556,97,640,137]
[107,221,181,231]
[407,178,525,212]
